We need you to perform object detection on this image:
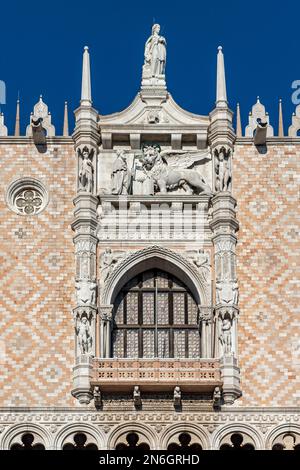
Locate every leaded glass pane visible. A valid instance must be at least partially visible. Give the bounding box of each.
[126,292,139,324]
[188,330,200,358]
[143,330,155,358]
[126,330,139,358]
[114,296,124,323]
[142,270,154,287]
[157,292,169,324]
[157,271,169,288]
[142,292,154,324]
[158,329,169,358]
[173,292,185,324]
[113,330,124,357]
[174,330,186,358]
[187,294,198,325]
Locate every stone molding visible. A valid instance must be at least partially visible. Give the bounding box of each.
[0,409,300,450]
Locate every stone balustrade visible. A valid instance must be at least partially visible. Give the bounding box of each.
[91,358,222,392]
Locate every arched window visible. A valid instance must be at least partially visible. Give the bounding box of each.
[112,269,200,358]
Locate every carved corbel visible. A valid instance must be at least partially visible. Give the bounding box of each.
[93,386,102,409]
[133,386,142,407]
[173,386,181,408]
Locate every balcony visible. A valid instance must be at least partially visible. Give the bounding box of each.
[91,358,222,393]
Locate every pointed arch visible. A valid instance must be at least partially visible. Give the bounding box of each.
[102,245,209,306]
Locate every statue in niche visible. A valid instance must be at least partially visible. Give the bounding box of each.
[78,146,94,193]
[216,279,239,305]
[214,146,231,192]
[144,24,167,77]
[133,143,212,195]
[75,314,92,354]
[111,150,131,195]
[219,316,232,355]
[75,280,97,305]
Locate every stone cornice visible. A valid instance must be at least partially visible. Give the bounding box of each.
[0,136,73,145]
[235,137,300,145]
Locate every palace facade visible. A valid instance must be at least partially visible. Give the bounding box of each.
[0,25,299,450]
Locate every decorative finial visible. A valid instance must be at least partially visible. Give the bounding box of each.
[278,98,284,137]
[14,96,20,136]
[236,102,242,137]
[80,46,92,105]
[63,101,69,136]
[216,45,228,108]
[256,96,260,103]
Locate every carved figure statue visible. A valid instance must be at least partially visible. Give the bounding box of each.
[215,147,231,192]
[135,144,212,195]
[78,146,94,193]
[75,315,92,354]
[144,24,167,77]
[111,150,130,195]
[219,317,232,355]
[100,248,114,281]
[216,279,239,305]
[193,249,210,272]
[75,280,97,305]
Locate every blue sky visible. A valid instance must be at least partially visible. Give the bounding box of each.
[1,0,299,135]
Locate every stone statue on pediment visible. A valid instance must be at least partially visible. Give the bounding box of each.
[144,24,166,78]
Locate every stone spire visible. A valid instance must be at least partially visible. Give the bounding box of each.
[63,101,69,136]
[236,103,242,137]
[216,46,228,108]
[14,97,20,136]
[81,46,92,106]
[278,98,284,137]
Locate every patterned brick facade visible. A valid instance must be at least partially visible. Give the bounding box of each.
[233,142,300,407]
[0,140,76,406]
[0,140,299,409]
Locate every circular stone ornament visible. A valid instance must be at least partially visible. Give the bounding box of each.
[6,178,49,215]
